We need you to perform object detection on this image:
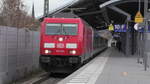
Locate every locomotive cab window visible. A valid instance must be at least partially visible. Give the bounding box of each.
[46,24,61,35]
[62,24,77,35]
[46,23,78,35]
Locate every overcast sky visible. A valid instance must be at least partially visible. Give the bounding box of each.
[23,0,74,17]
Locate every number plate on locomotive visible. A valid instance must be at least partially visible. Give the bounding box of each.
[57,43,64,48]
[56,50,65,53]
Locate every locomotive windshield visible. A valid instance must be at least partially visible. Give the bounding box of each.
[46,23,77,35]
[62,24,77,35]
[46,24,62,35]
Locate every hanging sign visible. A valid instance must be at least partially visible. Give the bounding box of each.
[108,24,114,31]
[134,11,144,23]
[114,24,127,32]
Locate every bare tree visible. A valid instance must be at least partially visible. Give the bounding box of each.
[1,0,22,27]
[0,0,40,29]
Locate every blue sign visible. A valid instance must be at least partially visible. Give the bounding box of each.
[138,26,150,32]
[114,24,127,32]
[138,27,144,32]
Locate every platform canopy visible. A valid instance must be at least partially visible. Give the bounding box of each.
[49,0,150,30]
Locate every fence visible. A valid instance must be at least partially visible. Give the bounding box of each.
[0,26,40,84]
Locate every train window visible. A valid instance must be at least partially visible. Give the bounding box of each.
[62,24,78,35]
[46,24,61,35]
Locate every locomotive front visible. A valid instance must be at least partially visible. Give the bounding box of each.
[40,18,83,73]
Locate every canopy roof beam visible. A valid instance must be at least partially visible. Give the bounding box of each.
[101,8,110,24]
[78,10,104,16]
[108,6,131,21]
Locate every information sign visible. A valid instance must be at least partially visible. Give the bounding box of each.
[114,24,127,32]
[134,11,144,23]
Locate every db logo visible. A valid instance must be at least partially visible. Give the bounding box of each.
[57,43,64,48]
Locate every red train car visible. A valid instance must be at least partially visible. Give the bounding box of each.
[40,18,107,73]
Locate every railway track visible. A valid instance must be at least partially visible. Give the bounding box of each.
[16,73,64,84]
[14,50,106,84]
[33,73,65,84]
[40,77,62,84]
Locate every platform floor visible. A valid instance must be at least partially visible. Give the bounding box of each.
[95,49,150,84]
[58,48,150,84]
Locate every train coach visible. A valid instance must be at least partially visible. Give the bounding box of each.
[39,18,107,73]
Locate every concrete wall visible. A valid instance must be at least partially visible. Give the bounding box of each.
[0,26,40,84]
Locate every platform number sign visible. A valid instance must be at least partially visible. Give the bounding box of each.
[114,24,127,32]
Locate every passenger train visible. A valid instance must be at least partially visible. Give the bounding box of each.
[39,18,107,73]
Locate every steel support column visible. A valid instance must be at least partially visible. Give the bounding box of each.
[143,0,150,71]
[44,0,49,16]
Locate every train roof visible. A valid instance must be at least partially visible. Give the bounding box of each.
[43,17,82,22]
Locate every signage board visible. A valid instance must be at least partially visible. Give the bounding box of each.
[134,11,144,23]
[138,21,150,33]
[114,24,127,32]
[108,24,114,31]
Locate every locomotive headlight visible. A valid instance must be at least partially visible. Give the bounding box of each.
[45,50,51,54]
[66,43,77,48]
[58,37,63,42]
[70,50,76,55]
[44,43,55,48]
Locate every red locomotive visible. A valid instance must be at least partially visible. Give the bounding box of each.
[40,18,107,73]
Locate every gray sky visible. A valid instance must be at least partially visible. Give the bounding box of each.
[23,0,74,17]
[23,0,43,17]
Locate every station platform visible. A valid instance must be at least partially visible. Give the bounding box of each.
[58,48,150,84]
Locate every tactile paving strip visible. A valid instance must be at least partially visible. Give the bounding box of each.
[66,49,112,84]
